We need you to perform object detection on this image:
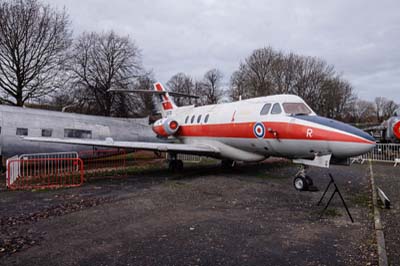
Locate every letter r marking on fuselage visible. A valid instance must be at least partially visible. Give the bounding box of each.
[306,128,313,138]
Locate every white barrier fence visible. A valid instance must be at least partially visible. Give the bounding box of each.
[166,153,202,163]
[352,143,400,166]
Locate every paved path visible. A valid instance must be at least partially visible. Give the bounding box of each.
[1,162,377,265]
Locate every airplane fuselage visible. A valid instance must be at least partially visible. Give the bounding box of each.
[165,95,375,162]
[0,105,159,161]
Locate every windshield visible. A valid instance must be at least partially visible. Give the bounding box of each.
[282,102,312,115]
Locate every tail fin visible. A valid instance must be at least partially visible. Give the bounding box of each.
[154,82,177,117]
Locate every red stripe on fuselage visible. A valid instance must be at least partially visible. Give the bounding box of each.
[178,121,373,144]
[152,124,168,137]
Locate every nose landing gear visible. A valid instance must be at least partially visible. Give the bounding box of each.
[293,166,318,191]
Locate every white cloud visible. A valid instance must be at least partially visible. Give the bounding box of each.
[49,0,400,102]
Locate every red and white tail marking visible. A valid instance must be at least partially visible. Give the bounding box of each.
[154,82,176,116]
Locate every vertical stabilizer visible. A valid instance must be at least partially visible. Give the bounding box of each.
[153,82,177,117]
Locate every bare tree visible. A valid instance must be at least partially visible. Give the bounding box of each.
[319,77,355,120]
[166,73,194,106]
[70,31,142,116]
[349,100,376,123]
[375,97,385,122]
[375,97,398,122]
[198,68,224,105]
[133,74,157,117]
[241,47,276,97]
[0,0,71,106]
[229,70,247,101]
[382,100,398,120]
[229,46,356,119]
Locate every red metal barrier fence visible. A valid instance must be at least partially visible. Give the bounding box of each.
[6,158,84,190]
[79,149,127,173]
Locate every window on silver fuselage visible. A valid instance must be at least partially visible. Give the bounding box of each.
[282,102,312,115]
[41,128,53,137]
[16,128,28,136]
[64,129,92,139]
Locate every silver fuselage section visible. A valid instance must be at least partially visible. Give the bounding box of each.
[0,105,158,159]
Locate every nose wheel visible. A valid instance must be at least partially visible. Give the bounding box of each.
[293,166,317,191]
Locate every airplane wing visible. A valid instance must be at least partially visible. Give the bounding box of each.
[23,137,220,156]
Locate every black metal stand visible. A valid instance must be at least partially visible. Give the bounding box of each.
[317,173,354,223]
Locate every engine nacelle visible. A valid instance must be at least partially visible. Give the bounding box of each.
[152,118,180,137]
[393,120,400,140]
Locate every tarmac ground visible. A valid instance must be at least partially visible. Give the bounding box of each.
[371,162,400,266]
[0,159,379,266]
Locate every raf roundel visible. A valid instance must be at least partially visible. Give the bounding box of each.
[253,122,265,138]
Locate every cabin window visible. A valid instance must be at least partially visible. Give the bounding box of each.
[191,115,195,124]
[260,103,272,115]
[205,114,209,123]
[41,129,53,137]
[64,129,92,139]
[197,115,202,123]
[282,102,311,115]
[185,116,189,124]
[271,103,282,114]
[16,128,28,136]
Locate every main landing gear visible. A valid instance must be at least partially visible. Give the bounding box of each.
[221,159,236,168]
[168,153,183,172]
[293,166,317,191]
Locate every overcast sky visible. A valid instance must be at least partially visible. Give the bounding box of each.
[50,0,400,102]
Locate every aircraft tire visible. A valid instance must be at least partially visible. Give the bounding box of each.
[168,160,177,171]
[305,175,313,186]
[221,159,234,168]
[169,160,184,172]
[176,160,183,171]
[293,176,309,191]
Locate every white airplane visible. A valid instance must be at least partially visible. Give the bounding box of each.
[25,82,376,191]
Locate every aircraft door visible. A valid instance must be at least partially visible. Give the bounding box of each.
[254,120,277,156]
[255,103,277,155]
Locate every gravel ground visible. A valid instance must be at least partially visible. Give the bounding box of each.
[370,162,400,266]
[0,160,377,266]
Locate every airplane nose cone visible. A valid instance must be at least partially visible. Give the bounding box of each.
[320,117,376,156]
[294,115,376,157]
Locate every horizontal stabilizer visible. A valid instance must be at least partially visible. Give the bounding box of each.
[109,89,199,98]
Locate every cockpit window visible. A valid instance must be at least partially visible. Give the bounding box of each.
[282,102,312,115]
[260,103,272,115]
[271,103,282,114]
